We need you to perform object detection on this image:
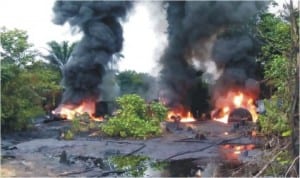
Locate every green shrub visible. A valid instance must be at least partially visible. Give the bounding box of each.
[101,94,167,139]
[264,150,293,176]
[148,101,168,122]
[63,130,75,140]
[110,155,149,177]
[258,96,291,137]
[1,63,61,131]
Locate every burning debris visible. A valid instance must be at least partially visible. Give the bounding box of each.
[159,1,267,122]
[50,1,267,124]
[51,1,133,119]
[219,143,256,163]
[167,105,196,123]
[211,90,258,124]
[52,100,103,121]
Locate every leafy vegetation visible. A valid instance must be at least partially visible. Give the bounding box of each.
[62,113,100,140]
[256,11,297,138]
[258,97,290,136]
[116,70,157,100]
[106,155,169,177]
[109,155,149,177]
[1,62,62,131]
[254,3,299,177]
[43,40,77,75]
[0,27,37,66]
[1,28,62,131]
[262,148,294,176]
[101,94,168,139]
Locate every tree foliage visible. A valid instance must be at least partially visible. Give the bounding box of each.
[1,28,62,131]
[101,94,168,139]
[256,9,298,137]
[0,27,37,66]
[1,62,62,131]
[43,40,77,74]
[258,97,290,136]
[116,70,156,99]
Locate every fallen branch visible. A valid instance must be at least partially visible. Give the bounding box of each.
[99,170,126,176]
[284,155,300,177]
[173,137,195,142]
[57,167,94,176]
[124,143,146,156]
[106,140,140,145]
[254,143,290,177]
[164,136,242,161]
[173,139,214,144]
[106,140,146,156]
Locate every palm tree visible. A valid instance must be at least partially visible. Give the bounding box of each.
[44,40,77,74]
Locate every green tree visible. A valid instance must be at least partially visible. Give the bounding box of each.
[1,28,62,131]
[256,9,297,136]
[254,2,299,176]
[116,70,156,99]
[43,40,77,74]
[0,27,37,66]
[1,61,61,131]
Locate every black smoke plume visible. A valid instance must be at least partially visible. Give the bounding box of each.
[160,1,268,110]
[52,1,133,104]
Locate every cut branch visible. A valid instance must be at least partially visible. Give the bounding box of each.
[285,155,300,177]
[57,168,94,176]
[254,143,290,177]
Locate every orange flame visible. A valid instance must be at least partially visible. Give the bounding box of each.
[52,100,103,121]
[167,107,196,123]
[211,91,258,124]
[220,144,255,161]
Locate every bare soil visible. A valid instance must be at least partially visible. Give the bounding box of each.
[1,117,262,177]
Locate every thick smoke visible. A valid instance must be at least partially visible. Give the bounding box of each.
[160,1,267,109]
[52,1,133,104]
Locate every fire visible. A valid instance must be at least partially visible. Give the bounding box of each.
[220,144,256,161]
[167,107,196,123]
[211,91,258,124]
[52,100,103,121]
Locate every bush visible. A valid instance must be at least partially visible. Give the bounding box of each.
[63,130,75,140]
[258,96,291,137]
[101,94,168,139]
[1,63,61,131]
[1,65,43,131]
[110,155,149,177]
[1,28,62,132]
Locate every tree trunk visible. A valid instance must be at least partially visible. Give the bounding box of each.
[287,0,299,174]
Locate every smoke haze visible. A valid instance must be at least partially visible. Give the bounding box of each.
[159,1,268,109]
[52,1,133,104]
[52,1,267,113]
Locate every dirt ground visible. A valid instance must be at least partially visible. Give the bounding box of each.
[1,118,262,177]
